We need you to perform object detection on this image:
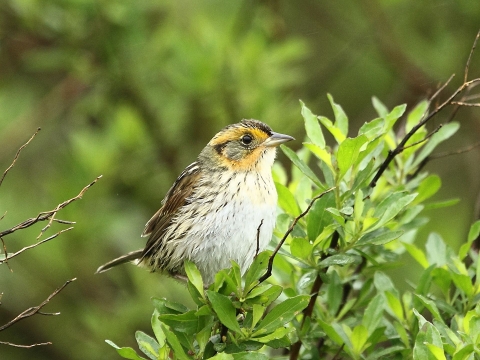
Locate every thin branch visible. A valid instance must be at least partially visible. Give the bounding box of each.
[258,187,335,283]
[400,125,442,151]
[370,31,480,187]
[429,74,455,103]
[429,141,480,160]
[0,175,102,239]
[464,30,480,83]
[0,227,74,264]
[255,219,263,258]
[370,76,480,187]
[0,278,76,332]
[0,238,11,272]
[450,101,480,107]
[0,128,41,188]
[0,341,51,348]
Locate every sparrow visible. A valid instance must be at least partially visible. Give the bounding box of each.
[96,119,294,284]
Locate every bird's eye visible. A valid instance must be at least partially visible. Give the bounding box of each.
[241,134,253,145]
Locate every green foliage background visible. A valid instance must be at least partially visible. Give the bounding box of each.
[0,1,479,359]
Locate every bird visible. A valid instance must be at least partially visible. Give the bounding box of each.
[96,119,294,284]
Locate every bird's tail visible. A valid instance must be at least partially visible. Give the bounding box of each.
[95,249,143,274]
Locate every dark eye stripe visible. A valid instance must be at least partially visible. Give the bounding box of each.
[213,141,228,155]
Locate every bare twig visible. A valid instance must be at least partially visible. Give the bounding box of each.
[0,175,102,239]
[0,128,41,188]
[465,30,480,83]
[429,141,480,160]
[400,125,443,151]
[0,341,51,348]
[0,227,73,264]
[0,238,11,271]
[255,219,263,258]
[429,74,455,103]
[0,278,76,332]
[370,31,480,187]
[450,101,480,107]
[258,187,335,283]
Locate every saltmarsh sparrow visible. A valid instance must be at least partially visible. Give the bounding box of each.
[96,120,294,284]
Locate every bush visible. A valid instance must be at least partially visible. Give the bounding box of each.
[106,83,480,359]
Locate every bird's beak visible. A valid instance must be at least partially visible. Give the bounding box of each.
[264,132,295,147]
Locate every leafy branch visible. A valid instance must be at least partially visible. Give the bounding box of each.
[370,30,480,187]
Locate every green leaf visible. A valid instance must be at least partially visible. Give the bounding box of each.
[424,198,460,210]
[307,191,335,241]
[304,143,333,169]
[373,272,395,292]
[403,242,429,268]
[362,294,385,335]
[411,122,460,169]
[357,230,404,246]
[327,94,349,137]
[158,311,199,335]
[318,116,346,144]
[209,354,234,360]
[135,331,159,360]
[415,294,445,325]
[244,251,270,293]
[425,344,447,360]
[151,309,166,347]
[319,254,356,268]
[317,319,344,346]
[425,233,448,266]
[206,291,242,333]
[384,104,407,131]
[359,118,384,140]
[232,352,269,360]
[369,192,417,231]
[105,340,147,360]
[275,182,301,216]
[385,291,404,322]
[459,220,480,260]
[336,135,368,180]
[449,271,473,297]
[152,298,188,315]
[414,175,441,204]
[406,100,429,133]
[372,96,389,118]
[290,238,312,260]
[301,100,325,148]
[413,310,443,360]
[253,295,309,336]
[251,304,266,329]
[452,344,475,360]
[185,260,204,299]
[351,324,369,355]
[254,326,292,343]
[246,284,283,307]
[327,270,343,316]
[354,189,364,224]
[161,324,191,360]
[281,145,325,189]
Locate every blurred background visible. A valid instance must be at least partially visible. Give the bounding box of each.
[1,1,480,359]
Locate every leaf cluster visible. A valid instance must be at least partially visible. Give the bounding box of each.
[108,95,480,359]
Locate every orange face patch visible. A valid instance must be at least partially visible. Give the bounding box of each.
[210,127,270,147]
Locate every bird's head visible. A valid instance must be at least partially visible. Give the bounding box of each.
[200,119,294,172]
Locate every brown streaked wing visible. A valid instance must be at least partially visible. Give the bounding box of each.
[141,163,201,251]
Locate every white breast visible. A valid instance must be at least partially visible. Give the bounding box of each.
[166,169,277,284]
